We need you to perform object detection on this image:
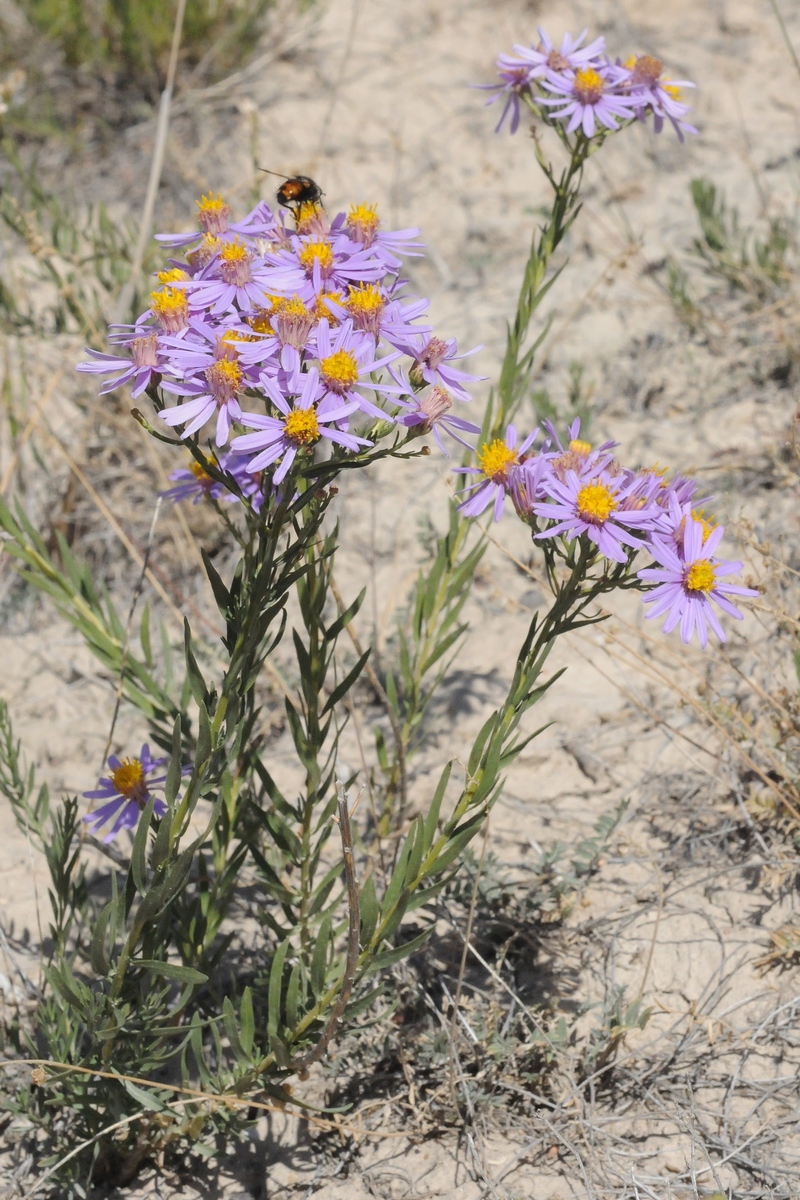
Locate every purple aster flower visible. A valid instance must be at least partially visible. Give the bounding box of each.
[542,418,617,481]
[160,353,248,446]
[650,491,718,550]
[230,366,371,483]
[534,468,659,562]
[339,204,424,268]
[538,62,636,137]
[312,318,401,421]
[184,238,275,316]
[83,744,168,843]
[160,449,244,505]
[456,425,540,521]
[507,452,552,518]
[155,194,279,250]
[476,55,537,134]
[654,470,699,510]
[229,295,317,374]
[394,385,480,455]
[638,516,758,647]
[625,54,697,140]
[263,231,387,306]
[514,28,606,78]
[77,332,166,398]
[394,334,485,403]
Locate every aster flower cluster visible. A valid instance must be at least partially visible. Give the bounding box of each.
[456,420,756,648]
[78,193,484,508]
[481,27,696,140]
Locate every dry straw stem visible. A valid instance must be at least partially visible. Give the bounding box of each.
[769,0,800,82]
[1,1058,407,1200]
[39,420,186,626]
[113,0,187,323]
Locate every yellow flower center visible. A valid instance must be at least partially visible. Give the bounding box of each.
[633,54,663,86]
[220,238,249,266]
[284,408,320,445]
[298,238,335,274]
[478,439,518,483]
[222,328,257,346]
[110,757,145,799]
[574,67,604,104]
[196,192,230,234]
[321,349,359,390]
[577,481,617,523]
[187,234,221,270]
[568,438,592,457]
[346,202,380,244]
[686,560,716,594]
[315,291,343,323]
[663,81,682,99]
[281,296,308,319]
[295,200,325,233]
[205,359,243,402]
[691,509,716,541]
[150,286,188,333]
[246,308,274,334]
[189,459,213,484]
[196,192,228,217]
[157,267,189,284]
[347,284,383,315]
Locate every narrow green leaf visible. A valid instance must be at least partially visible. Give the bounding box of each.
[311,915,332,996]
[321,649,370,716]
[196,700,211,766]
[240,986,254,1056]
[325,586,366,642]
[201,549,230,617]
[130,792,157,895]
[380,836,412,920]
[267,939,291,1037]
[423,762,451,852]
[164,714,183,806]
[405,816,425,887]
[183,618,207,707]
[89,901,112,977]
[367,926,431,973]
[359,873,378,948]
[424,812,484,877]
[121,1078,172,1111]
[223,996,247,1063]
[133,960,208,984]
[140,600,152,667]
[286,961,302,1031]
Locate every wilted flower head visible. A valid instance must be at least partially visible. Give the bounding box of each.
[624,53,697,140]
[394,384,480,455]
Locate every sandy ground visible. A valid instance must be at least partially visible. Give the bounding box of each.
[2,0,800,1196]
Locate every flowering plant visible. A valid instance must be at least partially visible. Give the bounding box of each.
[0,26,755,1193]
